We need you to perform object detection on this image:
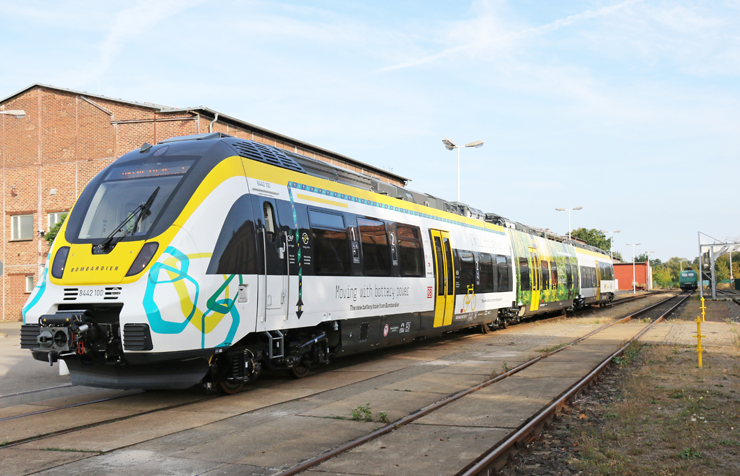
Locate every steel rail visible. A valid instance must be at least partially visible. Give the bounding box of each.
[275,293,681,476]
[0,384,73,400]
[458,292,691,476]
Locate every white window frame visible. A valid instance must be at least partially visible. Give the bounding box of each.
[48,212,65,229]
[11,214,34,241]
[25,276,34,293]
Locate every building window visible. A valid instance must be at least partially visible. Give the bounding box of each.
[12,214,34,241]
[25,276,34,293]
[48,212,66,229]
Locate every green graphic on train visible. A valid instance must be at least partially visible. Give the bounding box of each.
[509,229,580,306]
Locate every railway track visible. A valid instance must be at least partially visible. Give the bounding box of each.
[0,291,669,475]
[275,292,689,476]
[0,292,653,424]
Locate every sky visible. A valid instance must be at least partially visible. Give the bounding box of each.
[1,0,738,262]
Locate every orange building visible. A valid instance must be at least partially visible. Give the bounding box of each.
[613,262,652,291]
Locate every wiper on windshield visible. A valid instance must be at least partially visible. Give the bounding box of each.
[96,186,160,253]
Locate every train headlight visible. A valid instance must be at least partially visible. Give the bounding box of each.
[126,242,159,277]
[51,246,70,279]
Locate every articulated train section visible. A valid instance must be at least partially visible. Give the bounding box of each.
[19,133,617,393]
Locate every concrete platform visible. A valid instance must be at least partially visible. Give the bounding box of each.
[1,308,671,476]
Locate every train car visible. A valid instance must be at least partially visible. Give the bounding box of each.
[20,133,615,393]
[679,270,698,291]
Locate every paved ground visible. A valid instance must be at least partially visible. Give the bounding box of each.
[1,293,692,476]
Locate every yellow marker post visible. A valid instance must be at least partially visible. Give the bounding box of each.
[700,297,706,322]
[693,316,705,368]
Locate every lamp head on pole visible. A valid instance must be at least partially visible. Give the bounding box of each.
[442,138,457,150]
[465,140,484,148]
[555,208,565,212]
[573,206,583,211]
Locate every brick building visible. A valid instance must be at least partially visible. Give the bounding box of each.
[0,84,407,321]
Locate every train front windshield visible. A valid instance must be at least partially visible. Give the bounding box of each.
[77,160,193,240]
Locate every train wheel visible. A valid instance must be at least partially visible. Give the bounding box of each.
[215,379,244,395]
[291,364,310,379]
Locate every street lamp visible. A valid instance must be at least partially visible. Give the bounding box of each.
[442,138,484,203]
[626,242,641,294]
[600,229,620,262]
[0,110,26,118]
[679,259,687,271]
[555,206,583,241]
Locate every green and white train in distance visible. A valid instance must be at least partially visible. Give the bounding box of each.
[20,133,616,394]
[679,270,698,291]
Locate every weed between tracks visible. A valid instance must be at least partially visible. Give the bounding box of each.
[503,343,740,476]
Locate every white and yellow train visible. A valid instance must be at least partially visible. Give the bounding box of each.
[21,133,615,393]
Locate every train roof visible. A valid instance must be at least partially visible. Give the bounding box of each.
[156,133,611,257]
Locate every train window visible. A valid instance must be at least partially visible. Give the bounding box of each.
[566,262,573,289]
[443,237,454,295]
[497,255,511,292]
[359,218,390,276]
[309,209,344,230]
[263,202,276,242]
[396,224,424,277]
[434,236,445,296]
[519,257,531,291]
[207,195,258,275]
[551,261,558,288]
[541,261,550,289]
[458,250,476,292]
[478,253,494,293]
[579,266,587,288]
[313,228,351,275]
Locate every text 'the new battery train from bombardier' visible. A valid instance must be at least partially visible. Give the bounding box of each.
[20,133,615,394]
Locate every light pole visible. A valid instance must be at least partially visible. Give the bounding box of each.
[555,206,583,241]
[442,138,484,203]
[626,242,641,294]
[600,229,620,262]
[679,259,687,271]
[646,250,655,290]
[0,110,26,118]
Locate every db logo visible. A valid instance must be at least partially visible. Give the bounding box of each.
[427,286,433,298]
[383,324,389,337]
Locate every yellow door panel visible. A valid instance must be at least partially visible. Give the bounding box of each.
[529,247,540,312]
[442,235,455,326]
[431,230,455,327]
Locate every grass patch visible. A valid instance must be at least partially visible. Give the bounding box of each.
[42,448,102,454]
[570,344,740,475]
[536,343,568,353]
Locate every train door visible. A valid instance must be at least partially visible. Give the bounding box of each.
[430,230,455,327]
[254,196,288,328]
[595,261,601,301]
[529,247,541,312]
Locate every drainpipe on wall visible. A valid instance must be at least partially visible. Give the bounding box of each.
[209,113,219,133]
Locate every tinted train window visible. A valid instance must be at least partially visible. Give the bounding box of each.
[310,210,350,276]
[359,218,390,276]
[313,228,351,275]
[479,253,494,293]
[497,255,511,292]
[207,195,258,275]
[519,257,531,291]
[566,262,573,289]
[263,202,276,242]
[541,261,550,289]
[551,261,558,288]
[309,210,344,229]
[444,237,455,294]
[434,236,445,296]
[458,250,476,291]
[397,224,424,277]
